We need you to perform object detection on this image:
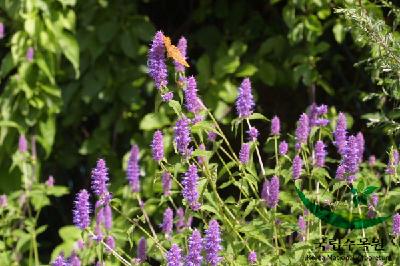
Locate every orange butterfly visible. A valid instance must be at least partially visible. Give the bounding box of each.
[163,35,189,68]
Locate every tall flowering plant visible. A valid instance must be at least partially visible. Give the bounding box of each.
[50,31,400,266]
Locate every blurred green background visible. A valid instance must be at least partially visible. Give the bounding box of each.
[0,0,397,260]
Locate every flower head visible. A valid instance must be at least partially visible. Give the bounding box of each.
[343,135,360,183]
[204,219,222,266]
[151,130,164,162]
[162,172,172,196]
[105,235,115,254]
[247,127,259,141]
[104,203,112,230]
[0,194,7,208]
[68,252,81,266]
[148,31,168,89]
[186,229,203,266]
[162,207,173,235]
[52,254,66,266]
[368,155,376,167]
[0,23,4,39]
[335,164,345,180]
[45,175,55,187]
[182,165,200,210]
[309,103,329,127]
[271,116,280,136]
[356,132,365,162]
[19,134,28,153]
[279,141,288,155]
[184,76,202,114]
[162,92,174,102]
[26,47,34,61]
[91,159,109,197]
[127,145,140,192]
[73,189,91,230]
[295,113,309,150]
[207,131,217,142]
[236,78,254,118]
[166,244,183,266]
[176,207,186,231]
[292,155,303,180]
[239,143,250,164]
[261,176,280,208]
[174,117,191,156]
[334,112,347,155]
[314,140,326,168]
[137,237,147,262]
[248,251,257,265]
[174,36,187,73]
[393,213,400,236]
[371,194,379,207]
[298,215,306,234]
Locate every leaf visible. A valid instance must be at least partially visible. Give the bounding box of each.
[248,113,268,121]
[36,115,56,158]
[58,31,79,78]
[168,100,182,116]
[46,186,69,197]
[59,226,81,242]
[139,113,170,131]
[235,63,258,77]
[363,186,379,196]
[30,193,50,211]
[333,23,345,43]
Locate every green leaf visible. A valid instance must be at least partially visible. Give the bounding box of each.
[257,62,276,86]
[363,186,379,196]
[46,186,69,197]
[30,193,50,211]
[58,31,79,78]
[139,112,170,131]
[333,23,345,43]
[36,115,56,158]
[235,63,258,77]
[168,100,182,116]
[59,226,81,242]
[248,113,268,121]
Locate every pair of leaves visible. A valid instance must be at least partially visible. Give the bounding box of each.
[351,186,378,207]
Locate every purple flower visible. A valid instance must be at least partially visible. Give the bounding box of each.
[174,117,191,156]
[151,130,164,162]
[247,127,259,141]
[295,113,309,150]
[368,155,376,167]
[73,189,91,230]
[45,175,55,187]
[292,155,303,180]
[182,165,200,210]
[19,134,28,153]
[0,23,4,39]
[239,143,250,164]
[334,112,347,155]
[356,132,365,162]
[184,76,202,114]
[162,207,173,235]
[309,103,329,127]
[314,140,326,168]
[137,237,147,262]
[162,92,174,102]
[367,206,376,219]
[204,219,222,266]
[207,131,217,142]
[26,47,34,61]
[162,172,172,196]
[386,149,399,175]
[174,37,187,72]
[0,194,7,208]
[52,254,66,266]
[298,215,306,241]
[261,176,280,208]
[335,164,345,180]
[148,31,168,89]
[186,229,203,266]
[236,78,255,118]
[371,194,379,207]
[393,214,400,236]
[343,135,360,183]
[69,252,81,266]
[91,159,109,197]
[127,145,140,192]
[271,116,280,136]
[248,251,257,264]
[197,144,206,164]
[166,244,183,266]
[104,203,112,230]
[176,207,186,232]
[279,141,288,156]
[105,235,115,254]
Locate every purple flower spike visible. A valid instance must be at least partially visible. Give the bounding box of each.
[298,215,306,232]
[186,229,203,266]
[19,134,28,153]
[0,23,4,39]
[73,189,91,230]
[247,127,259,141]
[236,78,255,118]
[279,141,288,156]
[314,140,326,168]
[162,207,173,235]
[174,36,187,73]
[176,207,186,231]
[0,194,7,208]
[207,131,217,142]
[335,164,345,180]
[91,159,109,197]
[184,76,202,114]
[127,145,140,193]
[182,165,200,210]
[26,47,34,61]
[105,235,115,254]
[334,112,347,155]
[174,117,191,156]
[204,219,222,266]
[248,251,257,264]
[137,237,147,262]
[166,244,183,266]
[45,175,55,187]
[261,176,280,208]
[309,103,329,127]
[104,203,112,230]
[239,143,250,164]
[162,172,172,197]
[371,194,379,207]
[162,92,174,102]
[295,113,309,150]
[393,214,400,236]
[292,155,303,180]
[271,116,280,136]
[52,254,66,266]
[356,132,365,162]
[148,31,168,89]
[368,155,376,167]
[343,135,360,183]
[69,252,81,266]
[151,130,164,162]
